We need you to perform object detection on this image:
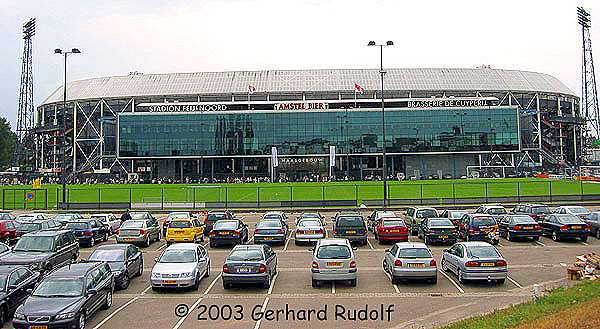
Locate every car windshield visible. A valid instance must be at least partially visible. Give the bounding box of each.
[33,278,84,297]
[54,214,74,220]
[531,206,550,214]
[228,249,264,261]
[89,249,125,262]
[131,213,148,220]
[169,221,192,228]
[0,274,7,291]
[17,215,35,221]
[90,216,107,221]
[66,222,89,230]
[336,216,364,227]
[382,219,405,227]
[257,220,282,229]
[298,220,321,227]
[168,213,189,219]
[18,223,41,232]
[159,249,197,263]
[263,214,282,220]
[568,207,589,214]
[301,213,320,219]
[378,211,396,218]
[468,246,501,258]
[207,214,226,221]
[449,211,467,219]
[121,221,144,229]
[14,236,54,252]
[398,248,431,258]
[473,217,497,227]
[487,208,507,215]
[213,220,238,230]
[417,209,437,218]
[316,245,351,259]
[429,219,453,227]
[558,215,584,224]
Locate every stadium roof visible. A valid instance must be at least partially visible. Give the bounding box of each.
[40,67,576,105]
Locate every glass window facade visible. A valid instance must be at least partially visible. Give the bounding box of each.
[118,107,519,158]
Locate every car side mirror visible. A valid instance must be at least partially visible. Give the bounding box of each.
[352,247,358,251]
[87,289,98,296]
[384,249,390,253]
[154,257,159,263]
[308,248,314,252]
[443,249,448,253]
[26,288,33,294]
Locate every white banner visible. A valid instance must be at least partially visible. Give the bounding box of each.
[271,147,279,167]
[329,145,336,167]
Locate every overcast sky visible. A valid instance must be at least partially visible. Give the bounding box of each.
[0,0,599,128]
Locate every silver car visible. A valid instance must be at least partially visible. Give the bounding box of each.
[116,219,161,247]
[151,243,210,290]
[383,242,437,284]
[91,213,121,234]
[222,244,277,289]
[441,241,508,284]
[311,238,357,287]
[295,218,326,245]
[253,219,287,245]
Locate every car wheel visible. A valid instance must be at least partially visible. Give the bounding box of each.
[1,236,9,245]
[349,278,357,287]
[506,231,512,241]
[103,232,109,242]
[581,235,588,243]
[136,260,143,277]
[263,274,271,289]
[89,237,95,247]
[311,279,319,288]
[102,290,112,310]
[120,273,130,290]
[204,262,210,278]
[200,234,204,242]
[78,313,86,329]
[441,258,450,272]
[458,269,466,284]
[497,278,506,284]
[0,305,5,326]
[223,282,230,290]
[193,274,200,290]
[552,231,559,242]
[424,236,429,245]
[533,236,540,241]
[144,235,151,247]
[210,241,215,248]
[430,276,438,284]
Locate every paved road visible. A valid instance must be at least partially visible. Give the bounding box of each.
[5,209,600,329]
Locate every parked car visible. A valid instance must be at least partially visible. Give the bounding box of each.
[222,244,276,289]
[15,219,62,238]
[373,217,409,243]
[129,212,155,221]
[90,213,121,234]
[262,211,288,229]
[0,219,18,244]
[53,213,84,225]
[296,212,325,226]
[12,261,114,329]
[151,243,210,290]
[553,206,591,219]
[65,219,111,247]
[333,212,367,245]
[0,264,41,326]
[166,217,205,245]
[474,204,509,221]
[311,238,357,287]
[163,211,194,237]
[383,242,437,284]
[441,241,508,284]
[417,218,458,245]
[0,230,79,273]
[584,212,600,240]
[404,207,439,235]
[15,213,48,222]
[88,244,144,290]
[0,212,15,221]
[115,217,161,247]
[367,210,397,232]
[295,218,326,245]
[541,214,590,242]
[511,203,551,222]
[209,219,249,247]
[0,243,11,258]
[439,209,468,227]
[253,219,288,245]
[498,215,543,241]
[203,211,234,236]
[457,214,499,244]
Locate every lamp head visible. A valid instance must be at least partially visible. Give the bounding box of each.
[386,40,394,46]
[71,48,81,54]
[54,48,63,54]
[367,41,376,46]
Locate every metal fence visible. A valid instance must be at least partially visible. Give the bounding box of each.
[2,180,600,210]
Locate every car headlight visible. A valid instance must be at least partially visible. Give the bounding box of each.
[151,272,161,278]
[182,272,193,278]
[13,312,25,320]
[113,270,123,277]
[55,312,77,320]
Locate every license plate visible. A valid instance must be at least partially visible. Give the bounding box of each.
[524,226,534,230]
[219,232,230,235]
[347,230,356,234]
[263,237,273,240]
[390,230,400,233]
[571,226,581,230]
[480,262,495,267]
[306,230,315,234]
[31,326,47,329]
[162,280,177,284]
[174,230,185,233]
[327,262,342,267]
[237,268,251,273]
[124,238,135,241]
[408,263,424,268]
[439,235,448,239]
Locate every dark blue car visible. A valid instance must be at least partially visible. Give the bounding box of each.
[65,219,110,247]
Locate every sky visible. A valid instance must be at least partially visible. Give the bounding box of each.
[0,0,599,129]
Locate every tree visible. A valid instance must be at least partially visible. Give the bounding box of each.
[0,117,17,170]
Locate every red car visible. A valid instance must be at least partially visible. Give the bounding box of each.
[374,217,409,243]
[0,219,18,244]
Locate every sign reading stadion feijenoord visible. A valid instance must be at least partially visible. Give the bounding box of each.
[144,104,228,112]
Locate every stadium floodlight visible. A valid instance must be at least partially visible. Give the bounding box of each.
[367,40,394,208]
[54,47,82,209]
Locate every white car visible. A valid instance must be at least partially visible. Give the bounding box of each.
[90,213,121,234]
[151,243,210,290]
[16,213,48,222]
[554,206,591,219]
[311,238,357,287]
[295,218,326,245]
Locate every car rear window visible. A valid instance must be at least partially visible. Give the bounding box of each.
[531,206,549,214]
[511,216,536,223]
[121,220,144,229]
[316,245,351,259]
[169,221,192,228]
[472,217,497,227]
[336,217,364,227]
[301,213,320,219]
[449,211,467,219]
[257,220,282,229]
[429,219,453,227]
[568,207,589,214]
[66,222,89,230]
[207,214,226,221]
[416,209,438,218]
[558,215,584,224]
[298,220,321,227]
[263,214,283,220]
[228,249,264,261]
[382,219,405,227]
[487,208,507,215]
[18,223,41,232]
[131,213,148,220]
[398,248,431,258]
[213,220,238,230]
[468,246,501,258]
[90,249,125,262]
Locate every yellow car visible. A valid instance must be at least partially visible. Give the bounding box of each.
[165,218,205,244]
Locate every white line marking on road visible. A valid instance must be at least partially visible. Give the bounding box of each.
[331,281,335,294]
[253,297,270,329]
[93,296,140,329]
[155,243,167,252]
[140,285,152,295]
[203,274,221,295]
[367,239,374,250]
[535,240,546,247]
[283,236,291,251]
[439,271,464,294]
[240,215,246,220]
[172,275,221,329]
[507,276,523,289]
[560,263,567,267]
[581,241,589,246]
[267,273,278,295]
[393,283,400,294]
[497,243,505,247]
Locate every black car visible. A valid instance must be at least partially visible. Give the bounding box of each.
[498,215,543,241]
[417,218,458,245]
[0,265,41,326]
[65,219,111,247]
[204,211,234,236]
[0,230,79,273]
[457,214,499,244]
[511,203,551,222]
[13,262,114,329]
[88,244,144,290]
[15,219,63,239]
[541,214,590,242]
[333,212,367,245]
[209,219,249,247]
[584,212,600,240]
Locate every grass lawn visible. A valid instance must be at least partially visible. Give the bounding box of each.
[440,280,600,329]
[1,178,599,209]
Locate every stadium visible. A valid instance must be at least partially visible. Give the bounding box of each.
[34,67,583,181]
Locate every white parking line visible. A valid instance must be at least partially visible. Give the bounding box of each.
[497,243,505,248]
[283,236,291,251]
[439,271,465,294]
[535,240,546,247]
[366,239,374,250]
[581,241,589,246]
[331,281,335,294]
[203,274,221,295]
[507,276,523,289]
[155,243,167,252]
[393,283,400,294]
[172,274,221,329]
[253,297,270,329]
[267,273,278,295]
[93,285,152,329]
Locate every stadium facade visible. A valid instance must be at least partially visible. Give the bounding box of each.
[34,67,583,180]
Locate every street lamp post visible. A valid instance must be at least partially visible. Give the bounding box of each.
[54,48,81,209]
[368,40,393,208]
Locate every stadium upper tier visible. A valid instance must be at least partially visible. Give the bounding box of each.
[40,67,576,105]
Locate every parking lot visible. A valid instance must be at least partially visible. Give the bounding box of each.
[5,209,600,329]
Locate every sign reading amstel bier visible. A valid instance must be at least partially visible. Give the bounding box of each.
[273,102,329,111]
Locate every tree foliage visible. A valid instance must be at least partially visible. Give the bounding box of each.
[0,117,17,169]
